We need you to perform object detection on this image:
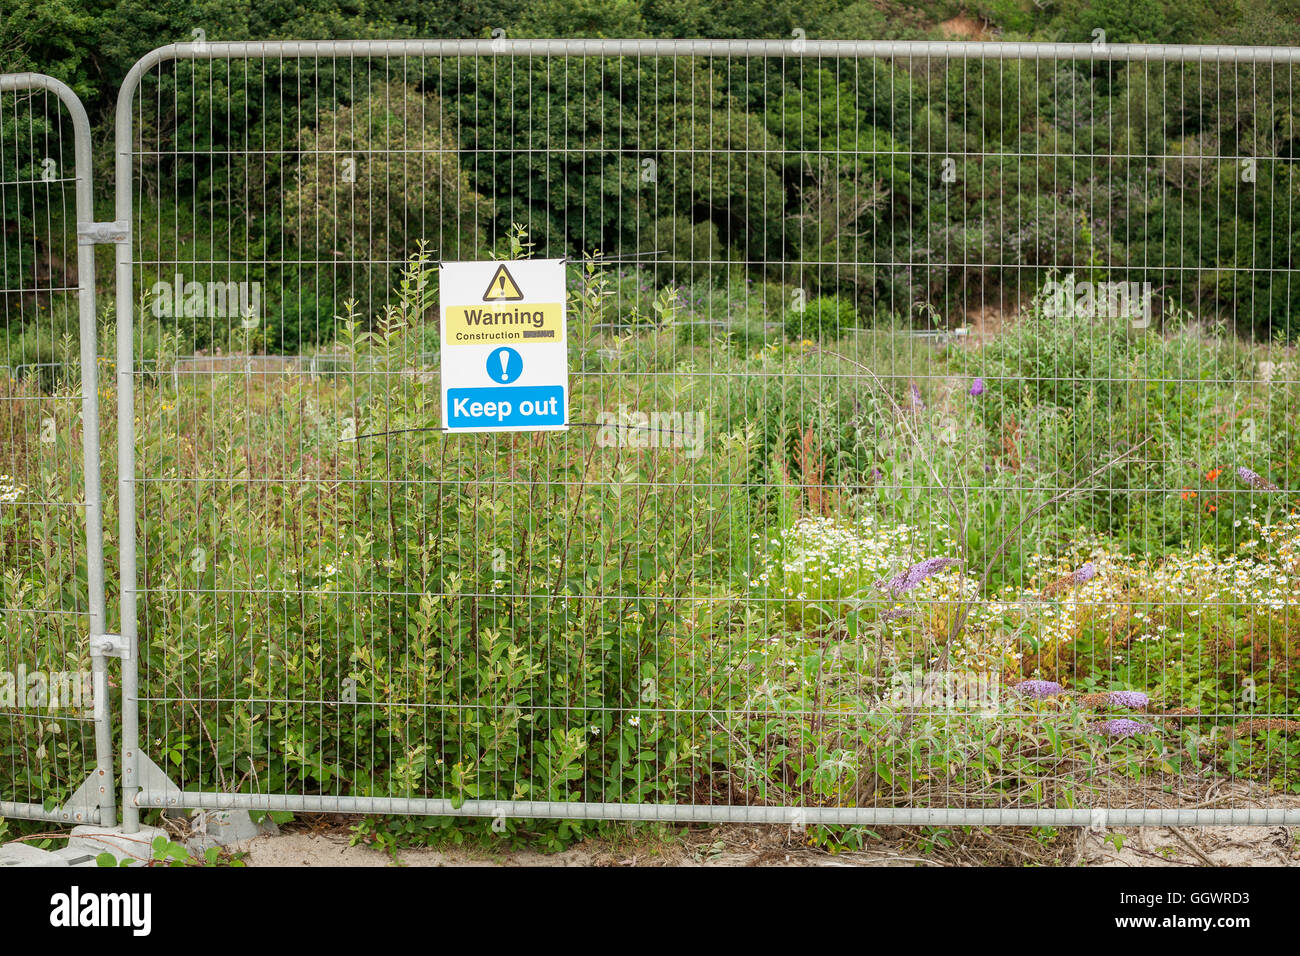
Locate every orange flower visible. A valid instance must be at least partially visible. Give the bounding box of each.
[1181,489,1197,500]
[1206,468,1222,481]
[1207,504,1218,513]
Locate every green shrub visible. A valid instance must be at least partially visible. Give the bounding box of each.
[648,216,724,285]
[283,81,493,314]
[959,274,1261,551]
[784,296,858,342]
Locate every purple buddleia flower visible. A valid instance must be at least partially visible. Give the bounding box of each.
[1095,718,1155,738]
[1237,466,1279,491]
[1014,679,1064,698]
[874,556,959,596]
[1106,691,1149,710]
[910,382,926,411]
[968,377,985,397]
[1073,562,1097,584]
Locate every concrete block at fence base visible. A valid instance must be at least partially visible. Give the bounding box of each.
[66,824,168,866]
[179,809,280,855]
[204,809,279,844]
[50,846,105,867]
[0,843,71,867]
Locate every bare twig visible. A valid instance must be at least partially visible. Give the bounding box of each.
[1166,826,1220,866]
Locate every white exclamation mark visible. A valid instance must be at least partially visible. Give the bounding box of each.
[499,351,510,382]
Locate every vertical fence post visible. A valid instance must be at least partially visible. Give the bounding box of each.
[114,60,143,834]
[68,84,115,829]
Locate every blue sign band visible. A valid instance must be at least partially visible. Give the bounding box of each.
[447,385,566,429]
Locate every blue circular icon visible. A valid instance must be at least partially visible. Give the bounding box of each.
[487,346,524,384]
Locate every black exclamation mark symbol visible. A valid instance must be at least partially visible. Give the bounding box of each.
[499,274,506,297]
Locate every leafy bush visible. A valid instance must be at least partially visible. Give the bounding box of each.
[283,81,493,317]
[649,216,724,285]
[784,296,857,342]
[959,273,1260,550]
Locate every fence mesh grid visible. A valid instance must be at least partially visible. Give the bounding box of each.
[0,83,99,818]
[120,49,1296,823]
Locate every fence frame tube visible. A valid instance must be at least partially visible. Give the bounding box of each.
[0,72,112,827]
[112,38,1300,830]
[132,791,1300,827]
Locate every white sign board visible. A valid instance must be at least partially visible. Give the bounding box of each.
[439,259,568,433]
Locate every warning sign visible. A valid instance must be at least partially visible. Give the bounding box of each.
[440,258,568,433]
[482,264,524,301]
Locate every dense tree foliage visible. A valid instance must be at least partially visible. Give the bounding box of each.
[4,1,1300,350]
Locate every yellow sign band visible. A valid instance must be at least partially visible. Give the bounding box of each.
[444,303,564,345]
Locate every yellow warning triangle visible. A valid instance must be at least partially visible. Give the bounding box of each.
[483,264,524,301]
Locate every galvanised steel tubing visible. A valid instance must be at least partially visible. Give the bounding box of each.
[112,89,140,835]
[0,800,101,826]
[112,39,1300,831]
[118,38,1300,67]
[0,73,114,829]
[133,791,1300,827]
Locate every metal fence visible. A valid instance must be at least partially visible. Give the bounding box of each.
[0,74,112,825]
[104,39,1300,830]
[3,38,1300,835]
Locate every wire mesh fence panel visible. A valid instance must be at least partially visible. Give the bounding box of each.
[0,75,111,825]
[117,41,1298,827]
